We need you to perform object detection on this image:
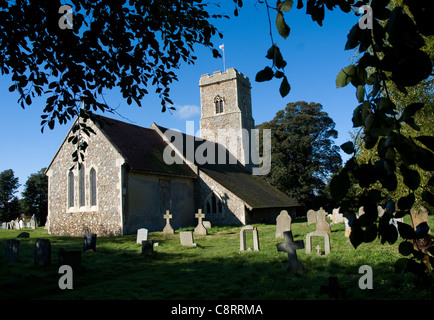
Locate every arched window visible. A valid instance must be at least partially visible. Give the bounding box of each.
[89,168,97,206]
[204,191,224,214]
[214,96,224,114]
[68,171,74,208]
[79,164,85,207]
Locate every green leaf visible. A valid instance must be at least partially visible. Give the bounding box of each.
[345,23,362,50]
[356,85,364,103]
[255,66,274,82]
[276,12,290,39]
[278,0,294,12]
[279,76,290,97]
[397,193,415,211]
[336,65,356,88]
[415,136,434,151]
[340,141,355,154]
[399,241,414,256]
[330,169,350,202]
[400,164,420,191]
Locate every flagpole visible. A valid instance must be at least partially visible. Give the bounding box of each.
[219,44,225,72]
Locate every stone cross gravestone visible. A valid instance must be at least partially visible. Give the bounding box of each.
[83,233,97,252]
[163,210,175,235]
[276,231,304,272]
[141,240,154,255]
[307,209,316,225]
[315,207,331,234]
[5,239,20,263]
[34,238,51,266]
[275,210,292,239]
[194,209,207,236]
[136,228,149,244]
[306,230,330,255]
[180,231,197,247]
[239,225,260,251]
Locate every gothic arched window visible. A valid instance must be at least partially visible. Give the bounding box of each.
[68,171,74,208]
[89,167,97,207]
[79,164,85,207]
[204,191,224,214]
[214,96,224,114]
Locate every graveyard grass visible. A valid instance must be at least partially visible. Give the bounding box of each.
[0,216,433,300]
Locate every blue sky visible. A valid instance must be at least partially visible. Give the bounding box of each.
[0,1,360,195]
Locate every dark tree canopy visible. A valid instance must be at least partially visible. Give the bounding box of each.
[0,169,21,221]
[257,101,342,209]
[21,168,48,225]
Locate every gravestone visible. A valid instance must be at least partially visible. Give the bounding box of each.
[316,245,321,256]
[1,222,6,229]
[30,219,36,229]
[194,209,207,236]
[344,218,351,238]
[203,221,212,229]
[410,207,429,230]
[315,208,331,234]
[141,240,154,255]
[58,250,82,271]
[136,228,149,244]
[240,225,260,251]
[331,208,344,224]
[34,239,51,266]
[83,233,97,252]
[17,232,30,238]
[377,206,385,217]
[5,239,20,262]
[163,210,174,235]
[306,230,330,255]
[275,210,292,239]
[180,231,197,247]
[276,231,304,272]
[307,209,316,225]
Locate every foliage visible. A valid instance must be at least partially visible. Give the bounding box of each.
[21,168,48,225]
[0,169,21,221]
[255,0,434,285]
[257,101,342,210]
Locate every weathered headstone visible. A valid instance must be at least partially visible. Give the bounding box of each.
[203,221,212,229]
[315,207,331,234]
[136,228,149,244]
[275,210,292,239]
[307,209,316,225]
[83,233,97,252]
[276,230,304,272]
[358,206,365,218]
[163,210,174,235]
[1,222,6,229]
[5,239,20,262]
[30,219,36,229]
[180,231,197,247]
[306,230,330,255]
[141,240,154,255]
[410,207,429,230]
[194,209,207,236]
[239,225,260,251]
[58,250,82,271]
[34,239,51,266]
[377,206,385,217]
[331,208,344,224]
[344,218,351,238]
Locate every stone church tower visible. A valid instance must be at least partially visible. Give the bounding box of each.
[199,68,255,170]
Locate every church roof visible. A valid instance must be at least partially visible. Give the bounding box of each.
[152,124,299,210]
[96,116,197,178]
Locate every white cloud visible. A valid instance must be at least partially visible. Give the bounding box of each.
[173,104,201,119]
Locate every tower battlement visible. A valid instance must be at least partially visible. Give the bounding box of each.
[199,68,251,88]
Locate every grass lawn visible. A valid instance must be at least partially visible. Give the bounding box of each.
[0,216,432,300]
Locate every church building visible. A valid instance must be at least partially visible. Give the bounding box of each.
[45,68,299,236]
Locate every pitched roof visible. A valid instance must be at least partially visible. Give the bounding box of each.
[95,116,196,178]
[153,124,299,210]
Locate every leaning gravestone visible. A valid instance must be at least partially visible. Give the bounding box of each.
[307,209,317,225]
[180,231,197,247]
[275,210,292,239]
[5,239,20,263]
[163,210,174,235]
[276,231,304,272]
[83,233,97,252]
[34,239,51,266]
[136,228,149,244]
[240,225,260,251]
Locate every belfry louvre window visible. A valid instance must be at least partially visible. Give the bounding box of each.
[214,96,224,114]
